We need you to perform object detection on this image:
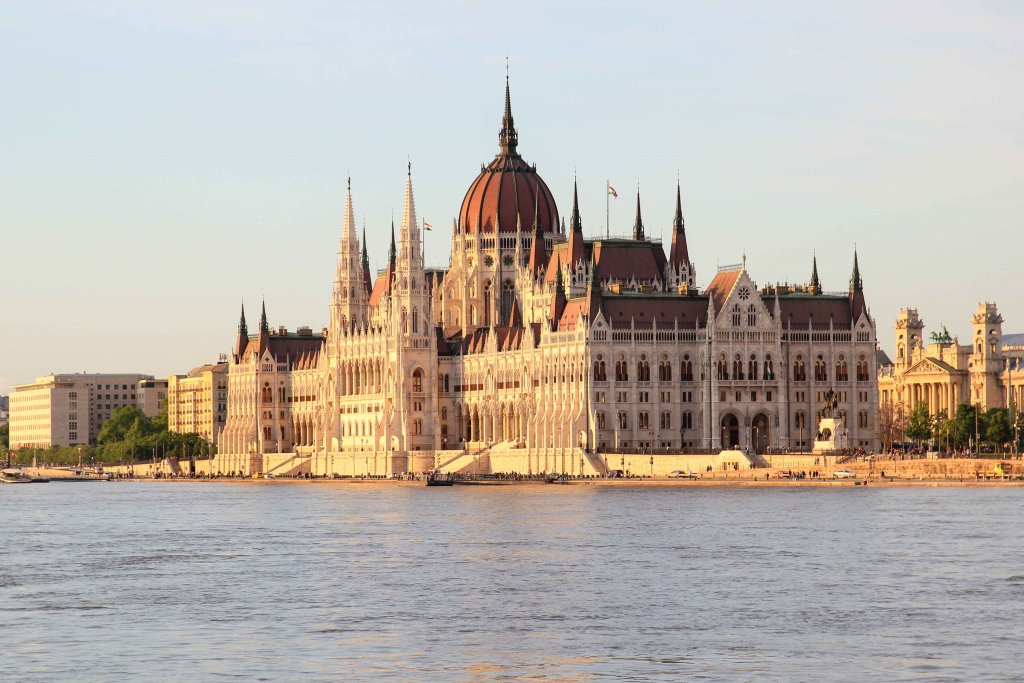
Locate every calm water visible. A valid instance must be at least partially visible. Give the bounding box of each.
[1,482,1023,682]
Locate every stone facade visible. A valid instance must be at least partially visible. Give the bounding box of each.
[167,362,228,445]
[9,373,159,448]
[878,303,1024,416]
[216,82,880,476]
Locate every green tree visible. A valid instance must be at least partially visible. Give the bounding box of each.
[985,408,1012,450]
[932,410,951,452]
[0,422,8,449]
[97,406,150,444]
[950,404,980,450]
[905,402,932,444]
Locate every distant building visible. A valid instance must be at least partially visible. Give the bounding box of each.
[0,395,9,427]
[878,303,1024,416]
[167,362,228,446]
[9,373,160,448]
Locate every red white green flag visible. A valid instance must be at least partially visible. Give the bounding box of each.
[423,220,432,231]
[607,184,618,198]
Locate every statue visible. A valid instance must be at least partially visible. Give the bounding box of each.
[822,387,838,418]
[930,325,952,345]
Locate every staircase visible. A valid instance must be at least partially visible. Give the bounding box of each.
[437,446,490,475]
[583,450,609,476]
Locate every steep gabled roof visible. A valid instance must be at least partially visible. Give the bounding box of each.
[705,269,742,312]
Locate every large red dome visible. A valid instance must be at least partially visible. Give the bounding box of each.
[457,82,560,235]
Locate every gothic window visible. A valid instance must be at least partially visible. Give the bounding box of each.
[764,354,774,380]
[682,412,694,429]
[412,419,422,435]
[444,374,450,393]
[731,304,741,327]
[596,412,606,430]
[748,354,758,381]
[483,281,492,326]
[717,353,728,381]
[733,354,744,381]
[681,355,694,382]
[441,407,447,420]
[660,412,671,429]
[639,412,649,429]
[618,412,628,429]
[594,360,607,382]
[615,357,628,382]
[412,308,419,334]
[261,384,272,403]
[412,368,423,393]
[836,358,849,382]
[815,355,827,382]
[659,361,671,382]
[898,344,905,359]
[501,280,515,321]
[856,356,869,382]
[747,303,757,326]
[638,360,650,382]
[402,307,409,334]
[470,306,477,326]
[794,356,806,382]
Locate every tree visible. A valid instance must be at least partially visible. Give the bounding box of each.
[950,404,984,450]
[878,400,907,452]
[97,406,150,444]
[985,408,1012,450]
[905,402,932,444]
[0,422,8,449]
[932,410,951,452]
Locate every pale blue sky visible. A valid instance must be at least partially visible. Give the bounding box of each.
[2,1,1023,391]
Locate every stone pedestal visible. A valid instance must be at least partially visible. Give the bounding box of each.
[812,417,849,453]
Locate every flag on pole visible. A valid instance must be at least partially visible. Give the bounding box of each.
[423,219,432,231]
[607,184,618,198]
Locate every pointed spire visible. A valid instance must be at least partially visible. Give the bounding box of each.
[528,189,547,274]
[498,71,518,156]
[238,303,248,336]
[361,226,372,295]
[586,254,603,320]
[550,254,567,330]
[670,181,690,266]
[343,176,356,243]
[388,220,396,269]
[234,302,249,357]
[850,249,863,293]
[401,162,418,244]
[632,190,645,241]
[809,254,821,295]
[567,179,585,265]
[259,300,269,333]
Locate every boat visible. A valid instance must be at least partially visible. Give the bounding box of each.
[424,472,455,486]
[45,468,112,482]
[1,468,49,484]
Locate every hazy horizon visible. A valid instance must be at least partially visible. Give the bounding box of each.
[3,1,1022,390]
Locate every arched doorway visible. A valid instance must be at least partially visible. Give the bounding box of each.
[751,413,770,454]
[721,414,740,450]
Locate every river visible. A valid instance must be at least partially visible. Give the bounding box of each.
[1,482,1021,681]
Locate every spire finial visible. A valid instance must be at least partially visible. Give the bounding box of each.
[259,299,269,333]
[632,189,644,241]
[499,67,518,156]
[239,302,248,335]
[850,248,863,293]
[809,253,821,294]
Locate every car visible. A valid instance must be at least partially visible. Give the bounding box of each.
[264,472,276,479]
[668,470,695,479]
[833,470,856,479]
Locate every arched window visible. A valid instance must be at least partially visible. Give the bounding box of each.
[401,307,409,334]
[748,354,758,381]
[681,355,693,382]
[733,354,743,381]
[747,303,757,326]
[412,307,419,334]
[718,353,728,380]
[615,357,628,382]
[731,304,741,327]
[501,280,515,322]
[412,368,423,393]
[261,384,272,403]
[659,361,671,382]
[764,354,774,380]
[815,355,827,382]
[444,374,450,392]
[836,357,848,382]
[483,281,492,326]
[469,305,477,326]
[638,360,650,382]
[594,360,606,382]
[794,356,806,382]
[618,412,628,429]
[856,356,868,382]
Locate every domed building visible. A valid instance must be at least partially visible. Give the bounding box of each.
[216,79,881,478]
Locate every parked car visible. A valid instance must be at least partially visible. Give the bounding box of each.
[668,470,695,479]
[833,470,856,479]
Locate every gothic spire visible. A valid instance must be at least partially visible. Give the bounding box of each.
[388,220,396,270]
[850,249,863,293]
[259,300,269,333]
[809,254,821,295]
[238,302,247,336]
[498,73,518,156]
[342,176,356,243]
[567,178,584,265]
[528,186,547,274]
[669,181,690,266]
[632,190,645,241]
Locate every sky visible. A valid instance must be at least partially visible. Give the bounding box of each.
[2,1,1022,391]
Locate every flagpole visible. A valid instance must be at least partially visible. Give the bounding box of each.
[606,179,610,238]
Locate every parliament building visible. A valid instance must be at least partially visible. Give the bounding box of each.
[216,81,880,476]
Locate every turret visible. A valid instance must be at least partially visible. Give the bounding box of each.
[566,180,585,266]
[808,254,821,295]
[234,303,248,358]
[527,189,547,275]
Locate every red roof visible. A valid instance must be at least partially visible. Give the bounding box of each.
[458,159,559,234]
[705,269,741,312]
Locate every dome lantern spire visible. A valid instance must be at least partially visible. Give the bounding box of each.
[498,71,518,157]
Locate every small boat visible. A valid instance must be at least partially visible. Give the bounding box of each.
[46,468,112,482]
[1,468,48,484]
[425,472,455,486]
